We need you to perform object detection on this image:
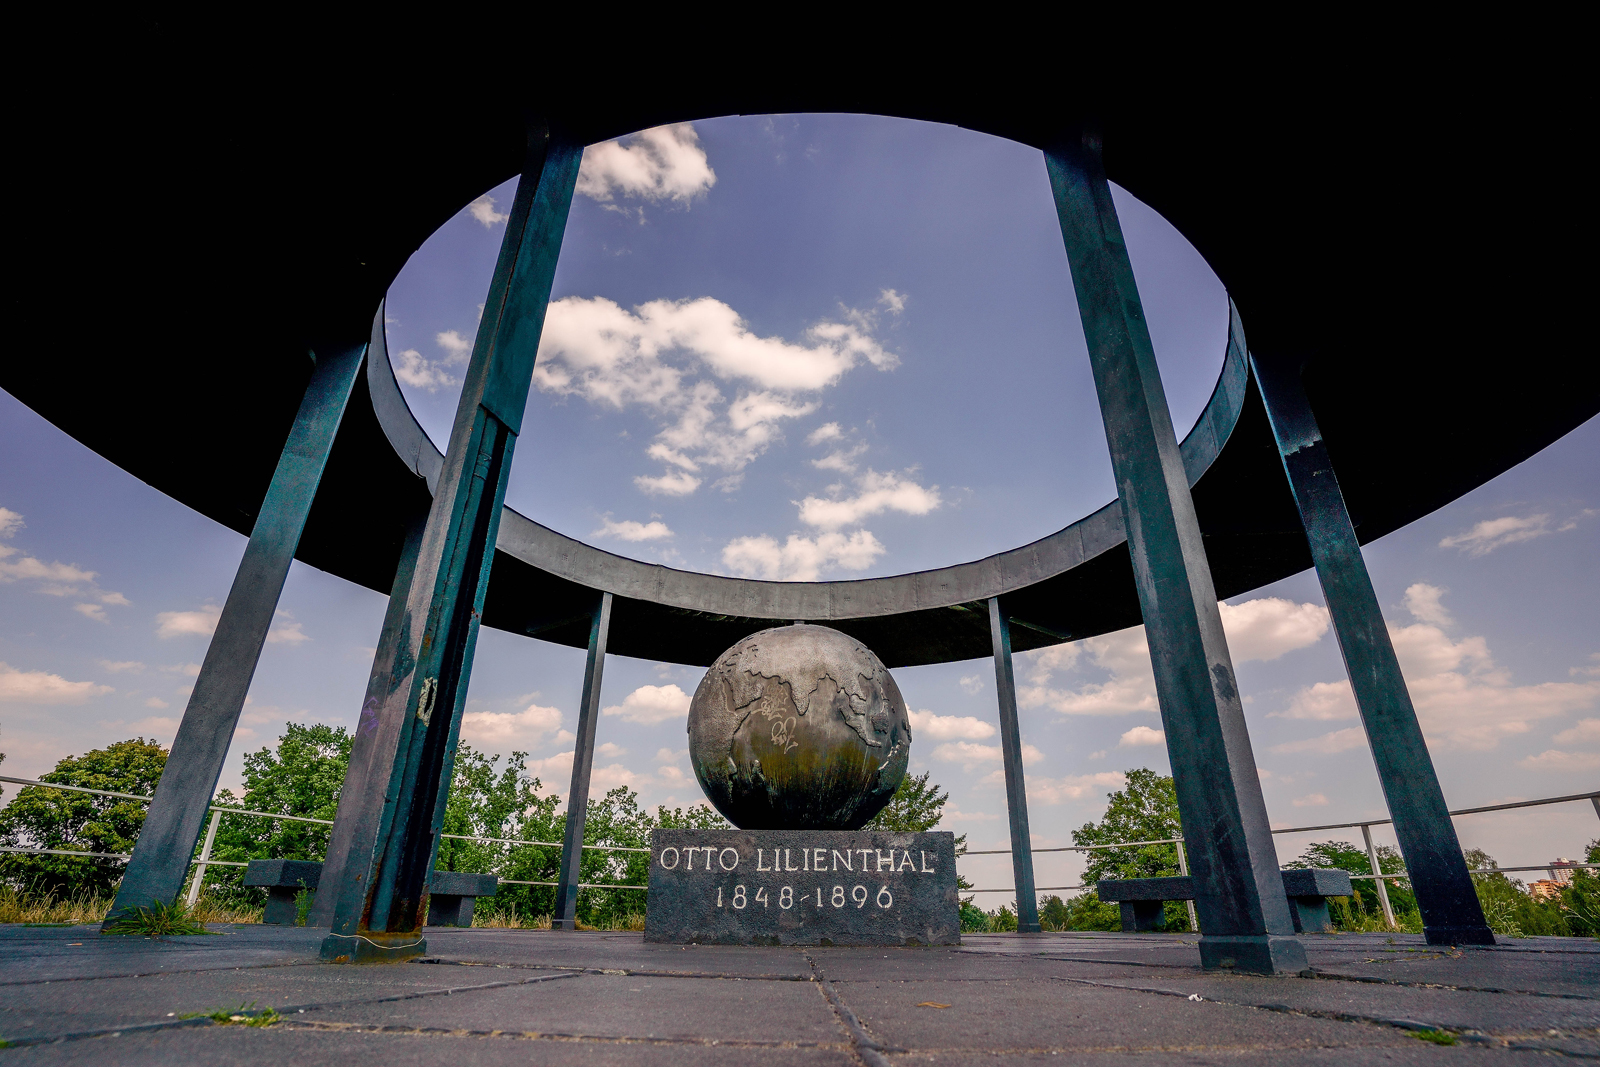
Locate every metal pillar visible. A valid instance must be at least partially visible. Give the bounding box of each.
[1253,353,1492,945]
[1044,129,1306,974]
[988,598,1041,933]
[104,339,368,928]
[319,125,582,962]
[308,508,427,929]
[553,592,613,930]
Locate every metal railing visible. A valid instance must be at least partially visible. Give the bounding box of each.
[949,789,1600,931]
[4,775,1594,928]
[0,775,653,906]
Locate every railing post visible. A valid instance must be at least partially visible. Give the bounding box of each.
[1175,840,1199,932]
[554,592,613,930]
[1253,352,1492,946]
[103,337,368,929]
[1361,823,1397,930]
[184,809,221,909]
[318,123,583,963]
[1044,128,1305,974]
[989,598,1041,933]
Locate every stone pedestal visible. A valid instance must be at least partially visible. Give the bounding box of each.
[645,829,959,946]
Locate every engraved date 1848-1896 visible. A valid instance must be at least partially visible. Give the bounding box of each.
[715,883,895,910]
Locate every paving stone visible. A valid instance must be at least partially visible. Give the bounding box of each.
[1,1025,856,1067]
[304,972,843,1044]
[831,976,1416,1052]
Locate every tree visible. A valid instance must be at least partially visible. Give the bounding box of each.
[866,771,971,894]
[203,723,352,904]
[1069,769,1188,931]
[1285,840,1416,922]
[0,738,167,898]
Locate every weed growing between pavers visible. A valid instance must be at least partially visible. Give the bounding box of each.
[102,899,214,936]
[179,1003,280,1027]
[1410,1030,1457,1046]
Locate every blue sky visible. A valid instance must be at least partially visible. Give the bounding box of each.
[2,115,1596,900]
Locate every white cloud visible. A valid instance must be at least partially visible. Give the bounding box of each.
[1273,680,1358,721]
[1517,749,1600,772]
[1438,510,1594,556]
[1292,793,1330,808]
[1403,583,1453,627]
[143,696,169,709]
[1554,718,1600,744]
[806,423,843,446]
[534,295,900,498]
[811,444,868,474]
[721,530,885,581]
[0,507,23,538]
[939,803,998,823]
[162,662,202,677]
[1119,725,1165,747]
[0,662,112,704]
[156,604,221,639]
[597,742,626,757]
[593,517,674,542]
[878,289,907,314]
[265,611,310,646]
[99,660,144,673]
[468,194,508,227]
[0,550,98,589]
[525,750,575,785]
[74,603,107,622]
[1218,598,1329,662]
[602,684,691,725]
[1027,771,1127,804]
[577,123,716,206]
[958,674,984,695]
[127,715,180,738]
[460,701,563,747]
[1271,727,1367,755]
[931,740,1042,770]
[634,471,702,497]
[1018,626,1156,717]
[654,747,686,763]
[393,347,456,391]
[797,469,940,530]
[590,764,640,792]
[908,709,995,741]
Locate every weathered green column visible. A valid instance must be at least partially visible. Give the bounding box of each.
[1251,352,1493,946]
[553,591,612,930]
[104,339,367,928]
[320,124,582,962]
[1045,129,1305,973]
[989,598,1041,933]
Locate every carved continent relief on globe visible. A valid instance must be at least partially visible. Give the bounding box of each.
[688,625,912,830]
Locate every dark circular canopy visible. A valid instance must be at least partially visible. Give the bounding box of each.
[5,19,1594,666]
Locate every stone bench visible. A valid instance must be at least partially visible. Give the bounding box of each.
[1096,868,1355,933]
[243,859,322,925]
[241,861,497,927]
[426,871,498,928]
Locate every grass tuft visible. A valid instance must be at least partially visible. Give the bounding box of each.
[1409,1029,1457,1046]
[102,899,213,936]
[180,1002,280,1027]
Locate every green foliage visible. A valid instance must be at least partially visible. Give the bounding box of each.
[959,898,990,931]
[1285,840,1417,922]
[866,771,971,891]
[1072,769,1183,885]
[182,1003,280,1026]
[0,738,167,898]
[201,723,352,906]
[1464,848,1573,938]
[102,898,211,936]
[1409,1029,1456,1046]
[1561,846,1600,939]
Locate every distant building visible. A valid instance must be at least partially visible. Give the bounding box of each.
[1550,858,1578,885]
[1528,879,1562,901]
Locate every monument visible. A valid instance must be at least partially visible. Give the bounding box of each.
[645,624,960,945]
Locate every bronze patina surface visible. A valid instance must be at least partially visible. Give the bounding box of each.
[688,625,911,830]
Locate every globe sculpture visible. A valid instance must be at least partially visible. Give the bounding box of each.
[688,624,912,830]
